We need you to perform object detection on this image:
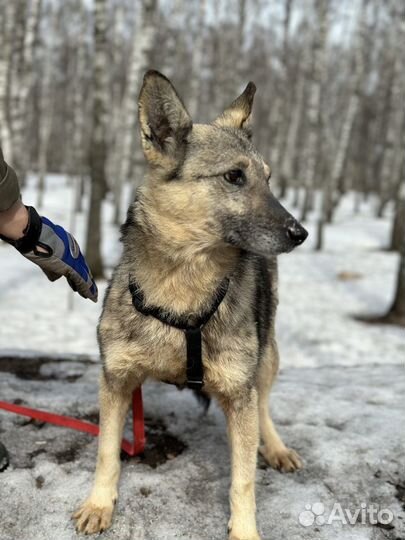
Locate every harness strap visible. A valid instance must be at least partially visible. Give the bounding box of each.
[129,277,229,390]
[185,328,203,389]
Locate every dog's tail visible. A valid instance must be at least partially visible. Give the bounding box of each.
[192,389,211,413]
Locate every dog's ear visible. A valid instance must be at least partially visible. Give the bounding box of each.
[138,70,192,167]
[213,82,256,131]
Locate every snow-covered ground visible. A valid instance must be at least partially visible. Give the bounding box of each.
[1,361,404,540]
[0,176,404,540]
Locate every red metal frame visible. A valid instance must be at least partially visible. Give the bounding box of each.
[0,387,145,456]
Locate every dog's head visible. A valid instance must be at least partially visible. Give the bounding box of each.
[137,70,308,257]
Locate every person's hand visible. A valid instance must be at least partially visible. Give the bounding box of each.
[0,206,98,302]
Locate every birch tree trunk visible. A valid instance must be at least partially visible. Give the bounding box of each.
[85,0,109,279]
[213,2,229,112]
[215,0,247,110]
[368,22,393,197]
[113,0,158,225]
[376,12,405,218]
[315,0,367,250]
[233,0,247,87]
[106,3,125,192]
[12,0,42,182]
[72,1,88,213]
[0,3,15,161]
[36,55,54,209]
[8,0,26,175]
[36,4,59,209]
[188,0,206,118]
[390,179,405,253]
[328,0,367,212]
[300,0,328,223]
[377,96,405,218]
[274,0,293,198]
[385,221,405,325]
[161,0,184,81]
[279,20,310,206]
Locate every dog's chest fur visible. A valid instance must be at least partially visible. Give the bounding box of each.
[98,252,278,398]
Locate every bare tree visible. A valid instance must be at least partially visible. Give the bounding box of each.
[12,0,42,180]
[272,0,293,195]
[385,219,405,325]
[0,2,15,161]
[85,0,109,278]
[106,1,125,198]
[300,0,328,222]
[375,9,405,217]
[71,0,89,213]
[390,178,405,252]
[112,0,158,225]
[8,0,26,174]
[188,0,206,118]
[315,0,367,250]
[279,18,310,207]
[37,6,57,208]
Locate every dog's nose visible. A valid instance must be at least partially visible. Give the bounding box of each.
[286,222,308,245]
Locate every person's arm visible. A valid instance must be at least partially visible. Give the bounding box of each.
[0,148,98,302]
[0,199,29,239]
[0,148,21,213]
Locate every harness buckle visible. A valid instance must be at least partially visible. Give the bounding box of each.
[186,379,204,390]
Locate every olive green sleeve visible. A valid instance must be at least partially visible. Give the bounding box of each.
[0,162,21,212]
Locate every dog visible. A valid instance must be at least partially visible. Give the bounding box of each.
[74,70,308,540]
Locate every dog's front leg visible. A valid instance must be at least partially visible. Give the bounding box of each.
[221,388,261,540]
[74,374,137,535]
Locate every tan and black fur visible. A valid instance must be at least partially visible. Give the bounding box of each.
[74,70,308,540]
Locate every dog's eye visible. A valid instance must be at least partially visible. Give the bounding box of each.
[224,169,246,186]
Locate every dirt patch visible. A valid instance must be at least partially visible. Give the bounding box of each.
[27,448,47,466]
[77,412,99,424]
[13,417,45,429]
[122,417,187,469]
[388,480,405,512]
[54,445,79,464]
[0,355,94,382]
[12,398,26,405]
[53,435,92,464]
[0,355,91,382]
[35,475,45,489]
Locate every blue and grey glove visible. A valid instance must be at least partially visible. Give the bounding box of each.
[0,206,98,302]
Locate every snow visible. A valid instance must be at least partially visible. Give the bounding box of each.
[0,175,404,540]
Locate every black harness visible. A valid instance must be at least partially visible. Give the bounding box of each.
[129,277,229,390]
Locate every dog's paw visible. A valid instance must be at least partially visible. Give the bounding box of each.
[259,444,302,473]
[73,500,114,535]
[228,519,261,540]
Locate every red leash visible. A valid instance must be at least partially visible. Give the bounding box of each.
[0,387,145,456]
